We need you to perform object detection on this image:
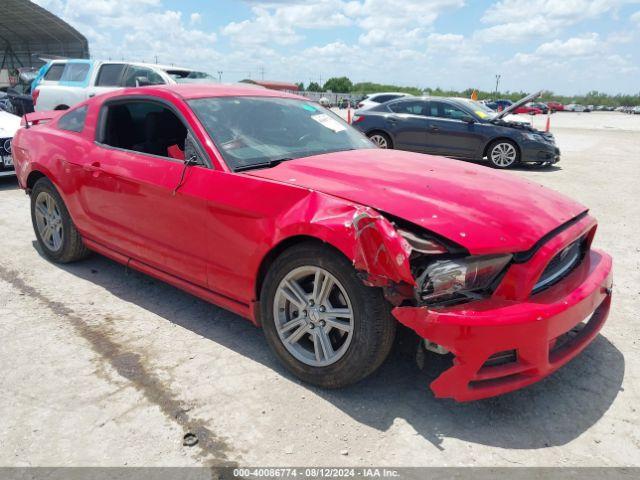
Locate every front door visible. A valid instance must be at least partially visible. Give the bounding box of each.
[424,101,485,158]
[79,98,210,287]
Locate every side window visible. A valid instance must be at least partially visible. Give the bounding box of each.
[96,64,126,87]
[428,101,468,120]
[58,105,88,133]
[100,100,188,160]
[123,66,165,87]
[388,100,427,115]
[373,95,392,103]
[43,64,65,81]
[61,63,90,83]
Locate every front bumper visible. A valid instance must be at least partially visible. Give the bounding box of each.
[392,216,612,401]
[521,141,560,164]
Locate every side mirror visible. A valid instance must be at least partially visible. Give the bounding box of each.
[460,114,475,124]
[184,133,205,166]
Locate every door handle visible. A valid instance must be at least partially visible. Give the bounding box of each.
[429,126,440,132]
[386,115,399,123]
[83,161,101,172]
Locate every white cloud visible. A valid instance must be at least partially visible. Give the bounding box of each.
[33,0,219,67]
[631,10,640,23]
[477,0,640,42]
[222,1,351,46]
[535,33,600,57]
[190,12,202,25]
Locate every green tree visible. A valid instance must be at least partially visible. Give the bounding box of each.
[295,82,305,91]
[323,76,353,93]
[307,81,322,92]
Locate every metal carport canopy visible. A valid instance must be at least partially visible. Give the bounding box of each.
[0,0,89,69]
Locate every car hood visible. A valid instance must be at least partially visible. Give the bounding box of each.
[493,90,542,120]
[247,149,587,254]
[0,110,21,137]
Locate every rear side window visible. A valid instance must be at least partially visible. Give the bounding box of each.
[61,63,90,83]
[96,64,126,87]
[374,94,401,104]
[44,64,65,81]
[388,100,427,115]
[58,105,88,133]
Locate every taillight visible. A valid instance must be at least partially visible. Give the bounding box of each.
[32,88,40,107]
[352,115,365,124]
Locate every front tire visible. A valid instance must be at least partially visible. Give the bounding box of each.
[31,177,90,263]
[261,242,396,388]
[487,139,520,169]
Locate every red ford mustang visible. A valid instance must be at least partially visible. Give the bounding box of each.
[12,85,612,401]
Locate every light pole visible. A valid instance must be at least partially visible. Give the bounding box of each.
[217,70,223,83]
[494,74,501,98]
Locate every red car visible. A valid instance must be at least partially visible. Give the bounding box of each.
[514,104,543,115]
[12,85,612,401]
[546,101,565,112]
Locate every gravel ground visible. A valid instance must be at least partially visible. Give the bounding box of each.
[0,111,638,467]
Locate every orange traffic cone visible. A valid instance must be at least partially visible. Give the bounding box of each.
[545,109,551,132]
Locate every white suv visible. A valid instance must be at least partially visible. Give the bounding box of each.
[356,92,413,111]
[33,60,215,111]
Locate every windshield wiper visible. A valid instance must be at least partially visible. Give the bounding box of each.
[234,157,294,172]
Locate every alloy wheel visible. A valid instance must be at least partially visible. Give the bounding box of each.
[369,134,389,149]
[490,142,517,167]
[273,266,354,367]
[34,191,64,252]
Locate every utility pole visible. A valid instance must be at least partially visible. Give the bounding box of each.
[155,55,158,64]
[494,74,501,98]
[217,70,223,83]
[259,66,265,80]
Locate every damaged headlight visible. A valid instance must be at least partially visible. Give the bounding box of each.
[398,229,448,254]
[416,255,512,306]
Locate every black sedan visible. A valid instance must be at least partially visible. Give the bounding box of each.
[351,93,559,169]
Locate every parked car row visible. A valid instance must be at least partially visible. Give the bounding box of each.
[11,83,613,402]
[618,105,640,114]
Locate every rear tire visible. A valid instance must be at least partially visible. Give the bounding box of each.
[367,131,392,149]
[261,242,396,388]
[31,177,90,263]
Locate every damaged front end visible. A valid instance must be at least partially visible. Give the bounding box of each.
[348,209,612,402]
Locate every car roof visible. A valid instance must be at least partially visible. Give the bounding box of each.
[95,83,305,102]
[369,92,410,97]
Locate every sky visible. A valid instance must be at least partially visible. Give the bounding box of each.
[34,0,640,95]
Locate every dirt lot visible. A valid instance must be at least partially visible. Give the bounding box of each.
[1,112,638,467]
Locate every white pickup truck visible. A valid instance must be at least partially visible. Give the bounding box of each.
[33,60,215,111]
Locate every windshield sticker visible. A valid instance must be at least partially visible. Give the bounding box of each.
[475,110,488,118]
[311,114,346,133]
[302,104,317,112]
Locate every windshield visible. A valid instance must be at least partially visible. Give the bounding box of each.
[188,96,374,171]
[166,70,216,83]
[456,98,497,120]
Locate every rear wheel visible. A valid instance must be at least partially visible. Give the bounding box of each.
[367,131,392,149]
[31,177,90,263]
[261,243,396,388]
[487,140,520,169]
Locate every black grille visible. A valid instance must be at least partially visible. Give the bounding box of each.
[0,137,10,157]
[533,237,586,293]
